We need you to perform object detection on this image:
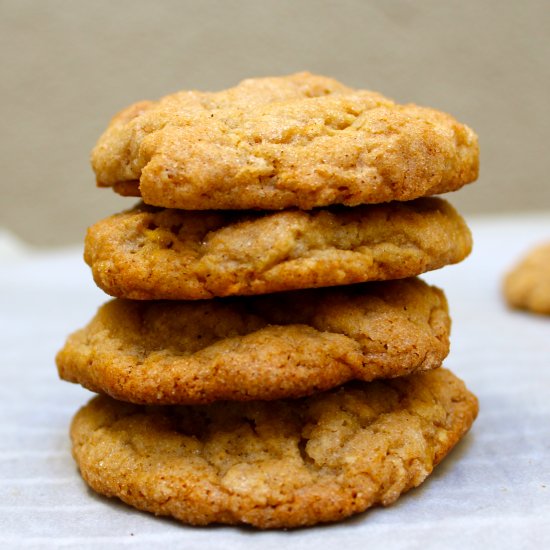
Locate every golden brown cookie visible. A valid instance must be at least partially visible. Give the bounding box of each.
[503,242,550,314]
[84,197,472,300]
[70,368,478,528]
[91,72,479,210]
[56,278,450,404]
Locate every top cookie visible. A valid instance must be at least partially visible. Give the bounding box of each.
[503,242,550,314]
[92,72,479,210]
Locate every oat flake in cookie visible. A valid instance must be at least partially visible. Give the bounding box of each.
[56,278,451,405]
[92,72,479,210]
[70,368,478,529]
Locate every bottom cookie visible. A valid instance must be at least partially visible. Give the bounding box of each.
[70,368,478,529]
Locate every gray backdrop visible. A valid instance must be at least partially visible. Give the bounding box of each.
[2,0,549,246]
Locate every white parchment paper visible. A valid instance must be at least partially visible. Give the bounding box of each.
[1,214,549,549]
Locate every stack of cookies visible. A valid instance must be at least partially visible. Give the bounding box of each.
[56,73,479,528]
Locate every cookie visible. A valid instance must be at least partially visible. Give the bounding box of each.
[503,242,550,314]
[91,72,479,210]
[56,278,450,404]
[70,368,478,528]
[84,197,472,300]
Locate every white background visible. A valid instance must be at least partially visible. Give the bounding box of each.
[1,213,549,549]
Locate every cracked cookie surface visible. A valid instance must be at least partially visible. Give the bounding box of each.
[92,72,478,210]
[70,368,478,528]
[56,278,450,404]
[84,197,472,300]
[503,242,550,314]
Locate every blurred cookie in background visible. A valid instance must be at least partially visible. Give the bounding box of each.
[503,242,550,314]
